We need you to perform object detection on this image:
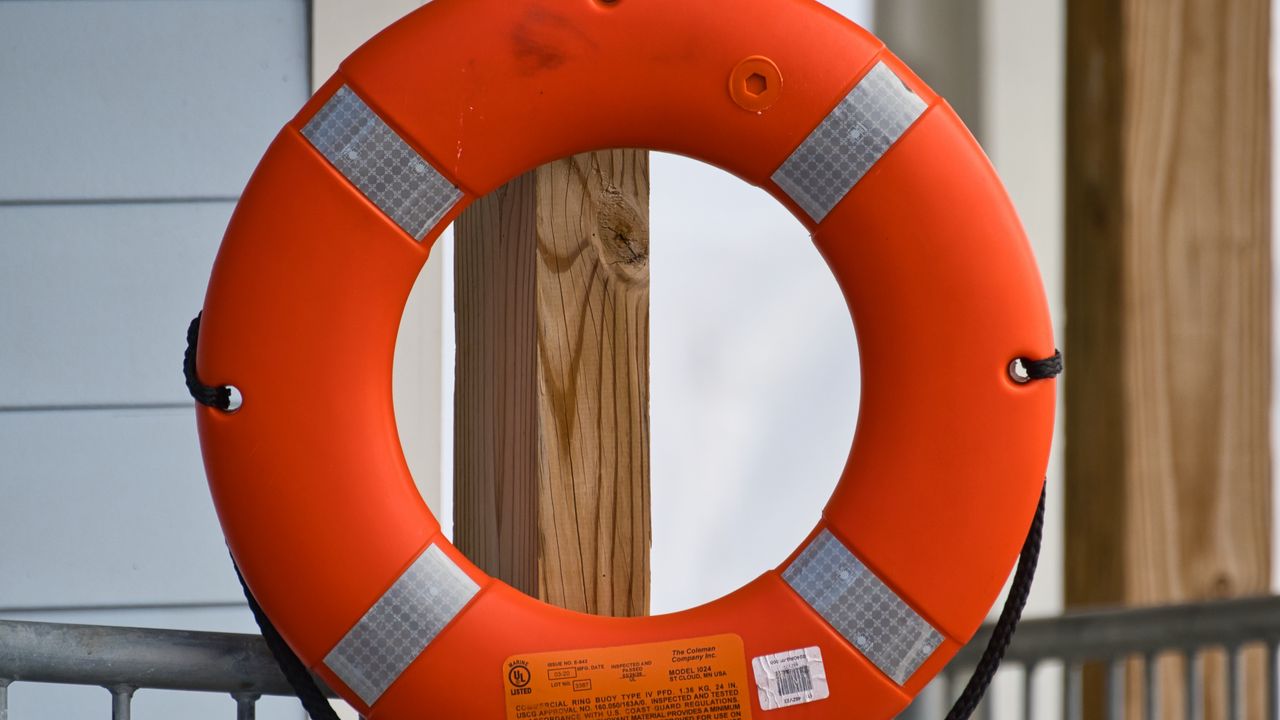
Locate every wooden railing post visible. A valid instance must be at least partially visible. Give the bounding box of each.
[1065,0,1271,717]
[453,150,651,617]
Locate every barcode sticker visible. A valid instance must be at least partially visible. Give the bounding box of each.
[752,647,829,711]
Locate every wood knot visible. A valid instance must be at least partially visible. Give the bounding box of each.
[593,182,649,280]
[1211,573,1234,597]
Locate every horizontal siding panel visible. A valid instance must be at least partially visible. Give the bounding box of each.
[0,0,308,201]
[0,408,241,608]
[0,202,232,407]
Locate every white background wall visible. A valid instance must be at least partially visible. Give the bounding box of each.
[647,0,875,613]
[0,2,311,718]
[979,2,1066,717]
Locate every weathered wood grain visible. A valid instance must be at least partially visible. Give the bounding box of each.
[1066,0,1271,717]
[454,150,651,617]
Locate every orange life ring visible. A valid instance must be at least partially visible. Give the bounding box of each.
[195,1,1057,718]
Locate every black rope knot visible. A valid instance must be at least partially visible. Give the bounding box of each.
[184,313,232,411]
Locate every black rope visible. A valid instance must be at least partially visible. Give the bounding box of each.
[184,313,232,410]
[234,562,342,720]
[1022,350,1064,381]
[944,484,1046,720]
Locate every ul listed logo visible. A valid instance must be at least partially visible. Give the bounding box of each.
[508,660,533,694]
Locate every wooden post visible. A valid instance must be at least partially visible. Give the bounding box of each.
[1065,0,1271,717]
[453,150,651,617]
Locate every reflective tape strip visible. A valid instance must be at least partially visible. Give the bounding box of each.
[302,86,462,240]
[782,530,942,685]
[324,544,480,706]
[772,61,928,223]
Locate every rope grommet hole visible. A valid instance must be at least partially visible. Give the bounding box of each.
[225,386,245,413]
[1008,358,1031,385]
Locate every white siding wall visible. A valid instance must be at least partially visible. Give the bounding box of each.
[0,2,311,717]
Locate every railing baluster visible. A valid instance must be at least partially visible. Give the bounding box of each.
[1144,653,1158,720]
[1108,658,1126,720]
[6,600,1280,718]
[1267,640,1278,720]
[1067,663,1083,720]
[1226,645,1241,720]
[233,692,259,720]
[109,685,134,720]
[1023,662,1037,720]
[1184,649,1201,720]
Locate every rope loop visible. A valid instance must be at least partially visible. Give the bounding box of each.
[184,313,232,411]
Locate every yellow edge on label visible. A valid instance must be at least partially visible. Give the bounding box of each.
[503,634,753,720]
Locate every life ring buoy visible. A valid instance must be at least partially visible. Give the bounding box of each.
[194,1,1057,718]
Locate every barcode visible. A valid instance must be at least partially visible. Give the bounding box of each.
[775,666,813,696]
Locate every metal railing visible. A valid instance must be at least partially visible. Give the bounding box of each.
[932,595,1280,719]
[0,619,334,719]
[2,596,1279,719]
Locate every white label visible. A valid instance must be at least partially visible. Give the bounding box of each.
[752,646,830,711]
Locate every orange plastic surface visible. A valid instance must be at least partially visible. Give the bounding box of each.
[196,0,1056,718]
